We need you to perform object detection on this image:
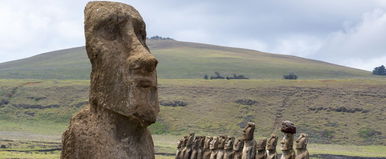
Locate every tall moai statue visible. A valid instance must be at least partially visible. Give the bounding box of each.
[255,138,267,159]
[203,136,213,159]
[191,136,202,159]
[179,136,189,159]
[224,137,235,159]
[280,121,296,159]
[176,139,185,159]
[209,137,219,159]
[233,138,244,159]
[295,133,309,159]
[242,122,257,159]
[266,134,279,159]
[217,136,227,159]
[183,133,196,159]
[61,1,159,159]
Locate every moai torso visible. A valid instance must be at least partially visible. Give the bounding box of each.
[197,136,205,159]
[203,137,213,159]
[233,138,244,159]
[61,2,159,159]
[280,121,296,159]
[266,134,278,159]
[242,122,257,159]
[223,137,235,159]
[295,133,309,159]
[255,138,267,159]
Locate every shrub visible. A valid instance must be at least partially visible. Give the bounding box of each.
[283,73,298,80]
[160,100,187,107]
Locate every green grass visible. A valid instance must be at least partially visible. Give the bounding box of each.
[0,78,385,146]
[0,40,373,79]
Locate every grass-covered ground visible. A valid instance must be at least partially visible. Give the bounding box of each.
[0,78,386,158]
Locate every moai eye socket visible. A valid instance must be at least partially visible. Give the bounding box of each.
[95,16,126,41]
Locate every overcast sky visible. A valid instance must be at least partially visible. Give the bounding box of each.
[1,0,386,71]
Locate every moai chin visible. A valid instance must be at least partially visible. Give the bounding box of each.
[256,138,267,159]
[216,136,227,159]
[209,137,219,159]
[280,121,296,159]
[242,122,257,159]
[61,1,159,159]
[233,138,244,159]
[266,134,279,159]
[295,133,309,159]
[223,137,235,159]
[203,136,213,159]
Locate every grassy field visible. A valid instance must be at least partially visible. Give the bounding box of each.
[0,39,373,79]
[0,78,385,146]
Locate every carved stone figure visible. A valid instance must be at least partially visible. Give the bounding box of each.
[233,138,244,159]
[203,136,213,159]
[183,133,195,159]
[266,134,278,159]
[180,136,189,159]
[191,137,199,159]
[295,133,309,159]
[217,136,227,159]
[242,122,257,159]
[224,137,235,159]
[197,136,205,159]
[176,139,184,159]
[61,1,159,159]
[280,121,296,159]
[256,138,267,159]
[210,137,219,159]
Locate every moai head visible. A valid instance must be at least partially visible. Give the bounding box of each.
[243,122,255,140]
[177,139,184,149]
[256,138,267,151]
[209,137,219,150]
[280,120,296,151]
[224,137,235,150]
[198,136,205,149]
[218,136,227,149]
[233,138,244,152]
[84,1,159,127]
[266,134,278,151]
[186,133,195,147]
[182,136,188,148]
[280,133,294,151]
[295,133,308,149]
[204,136,213,150]
[192,137,200,149]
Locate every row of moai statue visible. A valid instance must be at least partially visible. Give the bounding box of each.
[176,121,309,159]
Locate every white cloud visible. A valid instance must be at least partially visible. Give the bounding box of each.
[313,9,386,70]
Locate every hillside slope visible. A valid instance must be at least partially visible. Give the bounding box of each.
[0,79,385,145]
[0,39,371,79]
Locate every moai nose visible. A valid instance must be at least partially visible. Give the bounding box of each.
[128,52,158,73]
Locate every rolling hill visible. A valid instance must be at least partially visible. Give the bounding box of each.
[0,39,372,79]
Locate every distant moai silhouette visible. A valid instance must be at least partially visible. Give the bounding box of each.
[242,122,257,159]
[266,134,279,159]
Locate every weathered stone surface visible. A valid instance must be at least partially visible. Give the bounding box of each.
[203,136,213,159]
[242,122,257,159]
[295,133,309,159]
[61,1,159,159]
[224,137,235,159]
[280,133,295,159]
[266,134,278,159]
[281,121,296,134]
[256,138,267,159]
[233,138,244,159]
